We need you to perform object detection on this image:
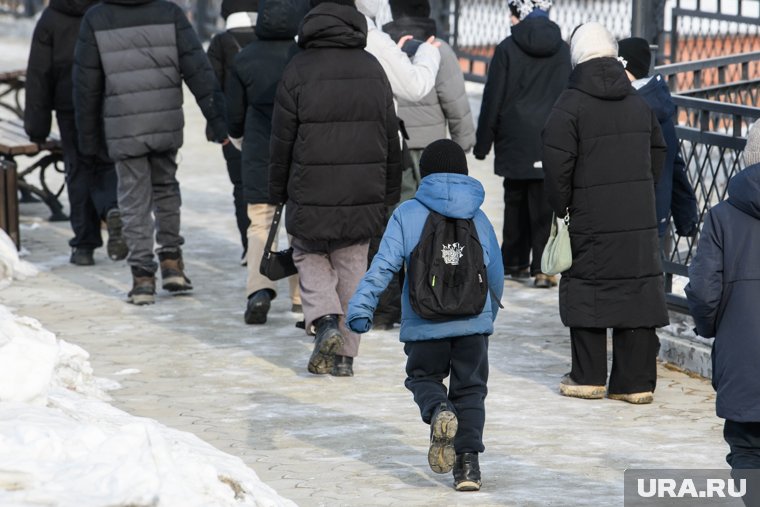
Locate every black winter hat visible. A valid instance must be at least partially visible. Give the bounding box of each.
[389,0,430,19]
[310,0,355,7]
[419,139,468,178]
[618,37,651,79]
[221,0,258,19]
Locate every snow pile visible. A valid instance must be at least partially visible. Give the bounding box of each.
[0,306,296,507]
[0,229,37,289]
[0,306,116,405]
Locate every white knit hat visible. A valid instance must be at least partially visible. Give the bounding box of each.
[744,121,760,167]
[570,22,618,67]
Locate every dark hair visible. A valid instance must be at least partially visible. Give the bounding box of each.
[508,4,519,18]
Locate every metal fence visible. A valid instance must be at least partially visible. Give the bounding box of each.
[656,51,760,103]
[657,52,760,309]
[451,0,634,82]
[670,0,760,63]
[446,0,760,81]
[662,96,759,311]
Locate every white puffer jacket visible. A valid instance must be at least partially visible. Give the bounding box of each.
[356,0,440,102]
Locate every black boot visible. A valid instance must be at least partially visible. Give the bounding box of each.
[244,290,272,325]
[127,266,155,306]
[428,402,457,474]
[70,248,94,266]
[308,315,343,375]
[453,452,481,491]
[331,355,353,377]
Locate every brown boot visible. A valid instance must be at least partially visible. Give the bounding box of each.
[534,273,558,288]
[158,250,193,292]
[127,267,155,305]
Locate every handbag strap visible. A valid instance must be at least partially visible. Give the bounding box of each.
[264,204,284,255]
[549,213,559,237]
[550,210,570,235]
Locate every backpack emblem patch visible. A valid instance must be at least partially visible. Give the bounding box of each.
[441,243,465,266]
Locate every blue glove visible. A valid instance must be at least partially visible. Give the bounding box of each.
[348,317,372,334]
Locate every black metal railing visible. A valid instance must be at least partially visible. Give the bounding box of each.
[656,51,760,94]
[682,80,760,108]
[663,96,760,312]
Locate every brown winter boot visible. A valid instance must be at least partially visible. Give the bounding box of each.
[158,250,193,292]
[127,267,156,305]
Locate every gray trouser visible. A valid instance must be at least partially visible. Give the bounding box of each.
[115,151,183,272]
[292,239,369,358]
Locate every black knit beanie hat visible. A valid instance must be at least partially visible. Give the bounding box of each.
[389,0,430,19]
[618,37,651,79]
[310,0,355,7]
[419,139,468,178]
[221,0,258,19]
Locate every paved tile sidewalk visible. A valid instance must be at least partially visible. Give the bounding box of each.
[0,92,728,507]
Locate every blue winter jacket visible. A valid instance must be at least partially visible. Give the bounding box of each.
[685,164,760,422]
[636,74,699,237]
[347,173,504,342]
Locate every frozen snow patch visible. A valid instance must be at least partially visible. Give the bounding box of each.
[0,229,38,289]
[0,306,116,404]
[114,368,141,376]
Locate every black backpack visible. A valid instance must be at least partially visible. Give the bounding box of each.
[406,207,489,321]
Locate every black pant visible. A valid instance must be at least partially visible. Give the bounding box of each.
[569,327,659,394]
[404,335,489,454]
[57,113,118,250]
[222,143,249,254]
[725,421,760,507]
[502,178,553,275]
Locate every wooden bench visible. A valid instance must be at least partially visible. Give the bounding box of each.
[0,117,66,248]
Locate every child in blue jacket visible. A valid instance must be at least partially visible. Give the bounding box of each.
[347,139,504,492]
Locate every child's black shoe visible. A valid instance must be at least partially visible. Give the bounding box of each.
[453,452,481,491]
[428,402,457,474]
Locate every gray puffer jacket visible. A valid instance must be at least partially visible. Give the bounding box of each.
[383,17,475,151]
[74,0,227,161]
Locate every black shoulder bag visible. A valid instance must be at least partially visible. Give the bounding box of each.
[259,204,298,281]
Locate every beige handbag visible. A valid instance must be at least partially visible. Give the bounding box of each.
[541,211,572,275]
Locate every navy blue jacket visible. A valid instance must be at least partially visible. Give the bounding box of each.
[24,0,96,142]
[347,173,504,342]
[226,0,303,204]
[686,164,760,422]
[635,74,699,237]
